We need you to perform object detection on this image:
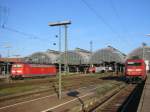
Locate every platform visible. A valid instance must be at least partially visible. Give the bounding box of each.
[137,74,150,112]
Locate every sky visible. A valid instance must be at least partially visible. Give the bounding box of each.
[0,0,150,57]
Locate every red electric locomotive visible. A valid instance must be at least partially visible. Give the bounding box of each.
[11,63,57,79]
[125,59,147,83]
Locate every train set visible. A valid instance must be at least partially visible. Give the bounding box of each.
[125,59,147,83]
[9,58,149,83]
[11,63,57,79]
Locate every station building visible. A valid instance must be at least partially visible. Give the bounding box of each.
[0,46,127,75]
[24,50,60,64]
[58,48,91,72]
[127,46,150,61]
[89,46,126,72]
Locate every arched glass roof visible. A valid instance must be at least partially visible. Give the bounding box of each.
[24,50,59,64]
[57,48,91,65]
[89,46,126,64]
[23,47,126,65]
[127,46,150,61]
[74,48,91,64]
[58,51,84,65]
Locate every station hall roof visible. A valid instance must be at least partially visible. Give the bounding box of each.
[24,47,126,65]
[58,48,91,65]
[89,46,126,64]
[127,46,150,61]
[24,50,59,64]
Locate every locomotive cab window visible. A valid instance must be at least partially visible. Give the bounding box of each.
[13,64,23,68]
[127,62,142,66]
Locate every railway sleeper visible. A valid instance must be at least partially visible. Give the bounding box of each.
[85,84,135,112]
[75,84,125,112]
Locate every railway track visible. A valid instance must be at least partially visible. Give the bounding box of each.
[0,80,124,112]
[86,84,138,112]
[0,74,83,88]
[0,73,115,96]
[0,73,115,87]
[0,78,142,112]
[0,74,123,108]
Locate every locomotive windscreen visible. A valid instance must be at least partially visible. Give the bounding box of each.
[127,62,142,66]
[12,64,23,68]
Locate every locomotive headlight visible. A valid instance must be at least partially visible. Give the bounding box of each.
[135,69,142,71]
[17,70,22,73]
[127,69,132,72]
[12,70,15,73]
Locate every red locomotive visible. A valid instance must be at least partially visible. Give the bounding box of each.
[125,59,147,83]
[11,63,57,79]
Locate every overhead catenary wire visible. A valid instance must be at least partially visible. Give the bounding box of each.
[0,6,38,39]
[80,0,132,50]
[1,25,62,52]
[81,0,121,37]
[0,6,49,41]
[0,6,2,27]
[3,7,9,28]
[109,0,133,46]
[1,25,50,41]
[109,0,126,38]
[0,6,9,29]
[109,0,129,34]
[1,25,38,39]
[109,0,120,21]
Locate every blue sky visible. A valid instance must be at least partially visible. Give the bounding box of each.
[0,0,150,57]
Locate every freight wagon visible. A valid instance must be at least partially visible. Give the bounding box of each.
[11,63,57,79]
[125,59,147,83]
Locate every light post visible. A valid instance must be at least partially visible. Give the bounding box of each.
[107,46,111,63]
[143,46,145,60]
[142,43,147,60]
[102,49,105,67]
[48,20,71,99]
[55,32,62,99]
[64,25,68,73]
[90,40,93,67]
[0,44,11,75]
[112,51,118,75]
[144,34,150,59]
[4,45,11,75]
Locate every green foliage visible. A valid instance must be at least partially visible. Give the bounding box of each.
[0,85,36,96]
[96,82,117,95]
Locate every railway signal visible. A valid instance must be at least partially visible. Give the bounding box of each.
[48,20,71,99]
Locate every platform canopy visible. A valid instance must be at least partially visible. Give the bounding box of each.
[89,46,126,64]
[24,50,59,64]
[127,46,150,61]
